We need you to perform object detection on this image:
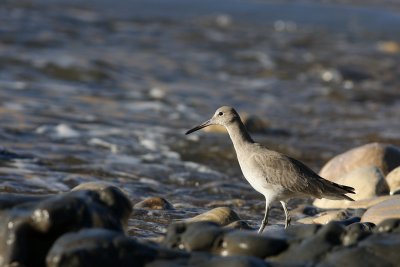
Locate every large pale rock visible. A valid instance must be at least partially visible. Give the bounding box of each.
[386,166,400,194]
[313,166,389,209]
[361,196,400,224]
[347,195,396,209]
[320,143,400,181]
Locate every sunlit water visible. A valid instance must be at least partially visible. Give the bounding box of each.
[0,0,400,240]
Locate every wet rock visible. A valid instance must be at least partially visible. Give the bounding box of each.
[316,246,385,267]
[163,221,224,252]
[342,222,372,246]
[373,218,400,233]
[361,196,400,224]
[47,228,187,267]
[72,182,133,227]
[386,166,400,194]
[314,166,389,209]
[0,186,131,267]
[346,222,374,232]
[319,232,400,267]
[272,222,345,264]
[224,220,253,230]
[186,207,241,226]
[194,255,270,267]
[134,197,174,210]
[319,143,400,181]
[213,231,288,258]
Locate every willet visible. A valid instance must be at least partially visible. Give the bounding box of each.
[186,106,355,233]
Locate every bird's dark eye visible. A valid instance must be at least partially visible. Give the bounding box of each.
[218,112,223,116]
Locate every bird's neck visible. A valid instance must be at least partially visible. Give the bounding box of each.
[226,120,254,153]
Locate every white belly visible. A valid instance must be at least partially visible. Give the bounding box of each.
[239,160,283,201]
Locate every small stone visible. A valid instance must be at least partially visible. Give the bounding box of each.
[361,196,400,225]
[319,143,400,181]
[386,166,400,194]
[290,205,319,221]
[213,230,288,258]
[314,166,389,209]
[186,207,241,226]
[134,197,174,210]
[297,210,348,225]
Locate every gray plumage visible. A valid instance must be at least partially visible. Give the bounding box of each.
[186,106,355,233]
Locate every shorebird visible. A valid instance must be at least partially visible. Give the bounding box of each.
[186,106,355,233]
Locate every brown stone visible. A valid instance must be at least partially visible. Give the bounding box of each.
[361,196,400,224]
[319,143,400,181]
[186,207,240,226]
[134,197,174,210]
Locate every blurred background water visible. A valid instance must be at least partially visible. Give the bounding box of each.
[0,0,399,239]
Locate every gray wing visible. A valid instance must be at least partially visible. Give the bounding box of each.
[250,147,355,199]
[251,151,326,197]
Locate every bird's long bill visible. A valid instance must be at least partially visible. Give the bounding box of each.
[185,120,212,135]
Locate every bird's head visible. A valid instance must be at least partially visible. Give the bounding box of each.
[185,106,239,135]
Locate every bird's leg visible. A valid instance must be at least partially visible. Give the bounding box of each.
[258,204,270,234]
[280,201,291,229]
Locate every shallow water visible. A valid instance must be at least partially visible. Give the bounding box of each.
[0,0,400,240]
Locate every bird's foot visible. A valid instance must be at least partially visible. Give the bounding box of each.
[284,216,292,229]
[258,220,268,234]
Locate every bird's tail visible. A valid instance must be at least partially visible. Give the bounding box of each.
[320,179,355,201]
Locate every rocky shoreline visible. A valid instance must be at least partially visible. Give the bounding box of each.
[1,142,399,266]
